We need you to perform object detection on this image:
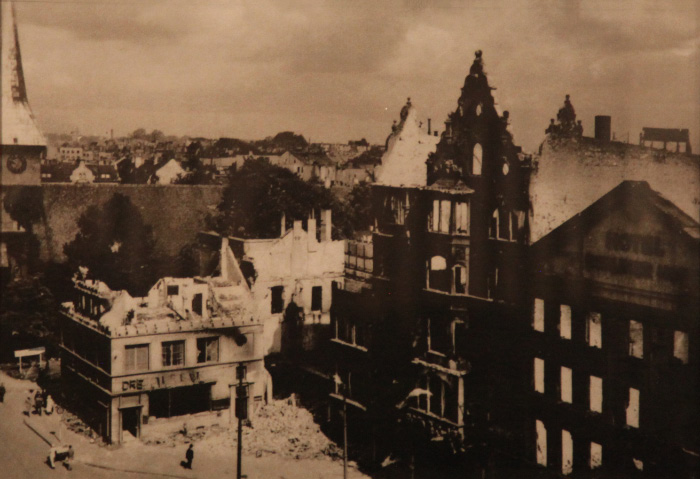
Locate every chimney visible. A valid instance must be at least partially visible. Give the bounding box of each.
[320,209,332,242]
[307,213,317,247]
[280,213,286,237]
[594,116,611,142]
[427,118,432,135]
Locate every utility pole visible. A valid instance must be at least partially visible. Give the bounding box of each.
[235,363,249,479]
[343,387,348,479]
[333,373,348,479]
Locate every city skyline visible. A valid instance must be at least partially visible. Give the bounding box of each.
[11,0,700,152]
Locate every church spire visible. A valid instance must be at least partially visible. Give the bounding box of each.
[1,1,45,146]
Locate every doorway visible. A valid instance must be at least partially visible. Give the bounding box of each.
[120,406,141,442]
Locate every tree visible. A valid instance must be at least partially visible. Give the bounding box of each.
[63,193,161,295]
[0,275,59,362]
[209,159,353,239]
[131,128,147,140]
[150,129,165,143]
[346,183,374,233]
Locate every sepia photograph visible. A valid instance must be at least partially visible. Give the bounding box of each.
[0,1,698,478]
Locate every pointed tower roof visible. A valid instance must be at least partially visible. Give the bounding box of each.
[374,98,439,188]
[1,1,45,146]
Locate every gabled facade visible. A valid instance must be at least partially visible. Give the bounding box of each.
[528,181,699,477]
[330,51,533,467]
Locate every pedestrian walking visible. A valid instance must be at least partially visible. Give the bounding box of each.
[184,444,194,469]
[0,382,6,403]
[48,444,74,470]
[45,394,55,415]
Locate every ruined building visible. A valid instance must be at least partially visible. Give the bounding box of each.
[199,209,344,357]
[330,50,533,466]
[59,239,269,444]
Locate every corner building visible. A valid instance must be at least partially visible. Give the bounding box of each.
[59,239,269,444]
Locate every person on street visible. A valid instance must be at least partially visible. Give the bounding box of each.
[184,444,194,469]
[0,382,6,403]
[45,394,55,415]
[25,390,33,416]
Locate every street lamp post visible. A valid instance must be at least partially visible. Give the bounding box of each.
[235,363,249,479]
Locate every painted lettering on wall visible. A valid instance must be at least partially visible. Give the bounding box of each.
[605,232,664,257]
[122,379,144,391]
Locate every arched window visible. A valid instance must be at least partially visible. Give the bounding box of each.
[472,143,482,175]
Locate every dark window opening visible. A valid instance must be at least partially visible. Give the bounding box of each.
[311,286,322,311]
[271,286,284,314]
[167,285,179,296]
[197,337,219,363]
[192,293,203,316]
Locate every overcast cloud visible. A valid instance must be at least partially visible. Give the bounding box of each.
[14,0,700,152]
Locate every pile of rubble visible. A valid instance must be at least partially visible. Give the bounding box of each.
[62,411,99,442]
[240,396,341,459]
[142,395,342,460]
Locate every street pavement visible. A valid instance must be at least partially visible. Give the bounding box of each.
[0,370,369,479]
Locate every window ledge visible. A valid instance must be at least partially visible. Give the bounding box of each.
[405,407,463,428]
[331,338,368,352]
[412,357,467,376]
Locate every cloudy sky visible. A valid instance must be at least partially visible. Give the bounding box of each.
[13,0,700,152]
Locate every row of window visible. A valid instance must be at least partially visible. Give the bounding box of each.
[427,256,468,294]
[532,299,689,363]
[489,208,525,242]
[428,199,469,235]
[124,337,219,372]
[532,359,640,428]
[412,373,460,424]
[270,285,323,315]
[536,421,603,474]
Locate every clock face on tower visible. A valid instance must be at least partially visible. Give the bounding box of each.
[7,155,28,174]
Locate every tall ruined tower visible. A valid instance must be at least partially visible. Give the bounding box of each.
[1,1,46,186]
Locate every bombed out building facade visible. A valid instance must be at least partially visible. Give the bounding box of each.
[330,51,700,478]
[59,239,270,444]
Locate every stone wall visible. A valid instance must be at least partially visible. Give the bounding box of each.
[3,184,224,263]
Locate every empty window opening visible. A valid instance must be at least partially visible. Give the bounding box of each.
[626,387,640,428]
[562,429,573,475]
[453,265,467,294]
[192,293,203,316]
[472,143,482,175]
[590,442,602,470]
[428,256,450,292]
[454,202,469,234]
[674,330,689,364]
[536,420,547,466]
[629,320,643,358]
[534,358,545,393]
[590,376,603,413]
[498,208,510,240]
[311,286,322,311]
[197,337,219,363]
[561,366,572,403]
[167,285,179,296]
[271,286,284,314]
[533,298,545,332]
[587,312,602,348]
[560,305,572,339]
